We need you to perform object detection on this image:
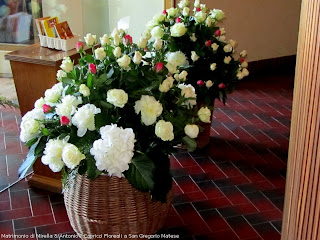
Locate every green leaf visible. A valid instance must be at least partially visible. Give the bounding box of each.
[124,154,155,192]
[18,138,41,179]
[25,137,38,148]
[87,73,93,88]
[85,54,95,63]
[183,136,197,152]
[86,157,101,179]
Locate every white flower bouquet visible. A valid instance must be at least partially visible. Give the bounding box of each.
[18,29,205,201]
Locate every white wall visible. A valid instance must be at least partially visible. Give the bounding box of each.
[200,0,301,62]
[108,0,164,42]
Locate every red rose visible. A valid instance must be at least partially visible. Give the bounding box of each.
[215,29,221,36]
[124,35,133,45]
[175,17,181,23]
[60,116,70,125]
[155,62,164,73]
[42,104,52,113]
[89,63,97,74]
[197,80,205,87]
[76,42,84,52]
[205,40,212,47]
[218,83,226,89]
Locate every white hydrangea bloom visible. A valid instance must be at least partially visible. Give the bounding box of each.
[90,124,135,177]
[72,104,101,137]
[56,95,82,119]
[178,83,197,107]
[41,139,65,172]
[20,109,45,142]
[134,95,163,126]
[62,143,85,170]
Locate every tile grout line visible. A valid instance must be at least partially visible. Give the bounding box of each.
[49,195,57,224]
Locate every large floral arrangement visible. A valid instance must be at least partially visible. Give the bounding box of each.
[142,0,249,106]
[18,0,248,202]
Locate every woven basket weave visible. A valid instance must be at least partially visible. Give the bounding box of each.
[64,173,172,240]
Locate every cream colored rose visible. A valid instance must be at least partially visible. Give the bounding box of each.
[191,51,199,62]
[194,0,200,7]
[211,43,219,51]
[184,124,199,139]
[206,80,213,88]
[134,95,163,126]
[170,23,187,37]
[210,63,217,71]
[229,39,237,47]
[133,51,142,65]
[159,76,174,93]
[60,57,74,73]
[198,107,211,123]
[113,34,121,46]
[241,61,248,68]
[182,7,190,16]
[138,37,148,49]
[210,9,225,21]
[56,69,67,79]
[153,13,165,23]
[190,33,197,42]
[79,84,90,97]
[194,11,207,24]
[155,120,174,141]
[223,44,233,53]
[224,56,232,64]
[34,97,45,109]
[242,68,249,76]
[84,33,96,46]
[179,70,188,81]
[107,89,128,108]
[94,47,106,60]
[153,38,163,50]
[151,26,164,39]
[178,83,197,107]
[178,0,189,8]
[62,143,85,170]
[240,50,247,57]
[206,16,213,27]
[167,7,179,17]
[117,54,131,69]
[100,34,111,45]
[113,47,122,58]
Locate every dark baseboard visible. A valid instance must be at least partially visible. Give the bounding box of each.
[247,55,296,79]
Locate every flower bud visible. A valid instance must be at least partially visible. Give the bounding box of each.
[205,40,212,47]
[218,83,226,89]
[197,80,205,86]
[210,63,217,71]
[155,62,164,72]
[42,104,52,113]
[124,34,133,45]
[113,47,122,58]
[60,116,70,125]
[215,29,221,36]
[206,80,213,88]
[133,51,142,65]
[76,42,84,52]
[89,63,97,74]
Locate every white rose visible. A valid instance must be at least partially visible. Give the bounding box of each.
[62,143,85,170]
[241,61,248,68]
[170,23,187,37]
[56,95,82,118]
[167,7,179,17]
[159,76,174,93]
[190,33,197,42]
[72,104,101,137]
[206,16,213,27]
[20,109,45,142]
[84,33,96,46]
[206,80,213,88]
[242,68,249,76]
[155,120,174,141]
[182,7,190,16]
[179,70,188,81]
[219,35,226,42]
[56,70,67,79]
[240,50,247,57]
[224,56,232,64]
[210,9,225,21]
[113,47,122,58]
[229,39,237,48]
[198,107,211,123]
[237,71,245,80]
[79,84,90,97]
[223,44,233,53]
[94,47,106,61]
[138,37,148,49]
[194,11,207,24]
[194,0,200,7]
[151,26,164,39]
[44,82,63,103]
[60,57,73,73]
[153,38,163,50]
[211,43,219,51]
[34,97,45,109]
[146,19,157,30]
[100,34,111,45]
[41,139,65,172]
[210,63,217,71]
[178,0,189,8]
[153,13,165,23]
[178,83,197,107]
[107,89,128,108]
[191,51,199,62]
[142,29,152,40]
[111,28,120,38]
[200,4,208,13]
[117,54,131,69]
[90,124,135,177]
[133,51,142,65]
[134,95,163,126]
[113,34,121,46]
[220,28,226,35]
[184,124,199,139]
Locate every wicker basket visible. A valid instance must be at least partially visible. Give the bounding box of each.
[64,173,172,240]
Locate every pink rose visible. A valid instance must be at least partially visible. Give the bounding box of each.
[124,35,133,45]
[89,63,97,74]
[197,80,205,87]
[76,42,84,52]
[196,7,201,12]
[60,116,70,125]
[155,62,164,73]
[239,57,245,63]
[218,83,226,89]
[175,17,181,23]
[215,29,221,36]
[42,104,52,113]
[205,40,212,47]
[163,10,167,15]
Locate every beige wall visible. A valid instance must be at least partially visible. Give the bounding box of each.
[200,0,301,62]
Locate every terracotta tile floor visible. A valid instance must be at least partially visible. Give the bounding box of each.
[0,73,293,240]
